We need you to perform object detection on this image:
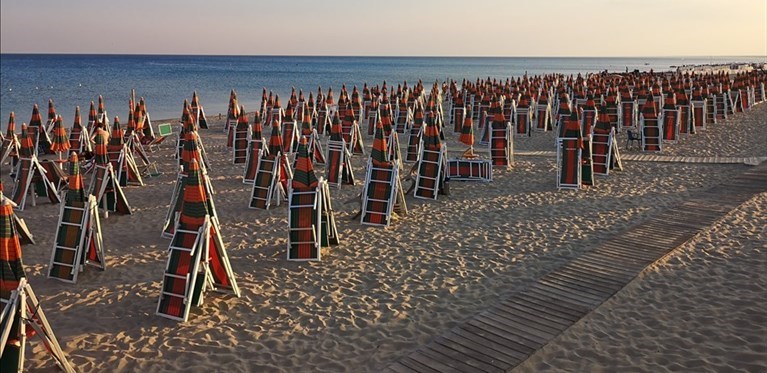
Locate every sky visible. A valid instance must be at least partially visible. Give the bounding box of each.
[1,0,765,57]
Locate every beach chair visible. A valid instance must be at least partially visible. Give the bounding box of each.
[319,181,340,247]
[556,137,582,190]
[515,106,532,137]
[489,121,513,168]
[535,101,552,132]
[604,99,621,128]
[0,279,75,373]
[451,106,465,133]
[678,102,693,136]
[661,102,679,143]
[591,126,616,176]
[232,118,249,164]
[714,90,728,121]
[413,146,447,200]
[360,159,406,227]
[243,138,264,184]
[0,136,19,168]
[325,140,354,188]
[394,106,412,134]
[11,157,60,211]
[621,99,637,128]
[705,91,717,125]
[108,143,144,187]
[447,158,492,182]
[157,212,239,322]
[287,183,323,261]
[248,151,286,210]
[691,99,707,132]
[47,196,105,283]
[365,107,379,137]
[640,112,662,152]
[40,160,68,193]
[147,122,173,152]
[89,163,132,217]
[281,119,299,154]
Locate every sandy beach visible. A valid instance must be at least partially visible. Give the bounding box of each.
[14,100,767,372]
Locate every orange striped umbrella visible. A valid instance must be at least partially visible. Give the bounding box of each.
[459,110,474,147]
[326,87,334,106]
[290,87,298,108]
[329,111,343,142]
[370,121,389,167]
[133,102,144,135]
[49,115,71,154]
[126,108,137,136]
[29,104,43,130]
[18,123,34,158]
[178,158,208,231]
[228,89,239,120]
[292,137,318,189]
[268,119,283,156]
[98,95,106,118]
[47,98,57,123]
[108,116,124,147]
[423,112,442,150]
[6,112,16,138]
[93,127,110,165]
[181,100,196,134]
[88,100,97,129]
[663,91,676,110]
[300,103,313,136]
[181,131,204,172]
[642,94,657,118]
[66,152,85,203]
[0,197,25,300]
[284,101,295,121]
[72,105,83,135]
[251,111,264,140]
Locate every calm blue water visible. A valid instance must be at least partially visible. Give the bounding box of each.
[2,54,765,129]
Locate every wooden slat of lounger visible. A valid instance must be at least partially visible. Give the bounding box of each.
[451,326,528,362]
[440,331,518,369]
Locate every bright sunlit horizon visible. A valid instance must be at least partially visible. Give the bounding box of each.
[2,0,765,57]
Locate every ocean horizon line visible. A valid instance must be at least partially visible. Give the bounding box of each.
[1,52,765,61]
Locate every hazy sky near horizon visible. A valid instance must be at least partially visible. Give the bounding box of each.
[1,0,765,56]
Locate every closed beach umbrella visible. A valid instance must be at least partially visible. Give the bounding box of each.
[18,123,35,158]
[47,99,57,128]
[0,197,25,300]
[423,112,442,150]
[301,104,313,136]
[268,119,283,156]
[371,121,389,167]
[88,101,97,132]
[181,131,204,173]
[49,115,71,159]
[292,137,318,189]
[178,158,208,231]
[66,152,85,203]
[329,112,343,142]
[29,104,43,131]
[93,127,110,166]
[251,112,264,141]
[6,111,17,138]
[126,109,137,137]
[459,109,475,149]
[109,117,124,147]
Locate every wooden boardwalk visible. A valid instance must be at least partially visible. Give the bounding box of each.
[384,163,767,373]
[512,150,767,165]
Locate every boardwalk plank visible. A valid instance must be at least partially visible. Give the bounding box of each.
[442,331,519,368]
[434,336,509,372]
[419,344,493,373]
[452,326,528,361]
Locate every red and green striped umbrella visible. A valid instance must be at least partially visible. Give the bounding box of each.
[642,94,657,118]
[370,121,389,167]
[237,106,249,131]
[181,131,204,173]
[66,152,85,203]
[47,98,57,123]
[423,112,442,150]
[72,106,83,135]
[29,104,43,130]
[329,111,343,142]
[268,119,283,156]
[228,89,240,120]
[0,198,25,300]
[412,103,424,127]
[300,103,313,136]
[6,112,16,138]
[459,110,474,147]
[98,95,106,118]
[284,101,294,121]
[126,109,137,136]
[326,87,335,106]
[292,137,318,189]
[251,111,264,140]
[108,116,124,147]
[88,101,97,128]
[178,158,208,231]
[49,115,71,154]
[18,123,35,158]
[181,99,195,134]
[93,127,110,165]
[133,102,144,136]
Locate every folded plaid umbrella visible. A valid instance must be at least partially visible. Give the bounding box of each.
[97,95,106,119]
[87,100,97,132]
[47,98,57,126]
[292,137,318,189]
[329,111,343,142]
[29,104,43,131]
[268,118,283,156]
[126,109,137,137]
[178,158,208,231]
[371,121,389,167]
[93,127,110,166]
[18,123,35,158]
[284,101,295,121]
[66,152,85,203]
[70,106,86,150]
[181,100,195,134]
[0,197,25,300]
[459,109,475,149]
[181,131,204,173]
[251,111,264,141]
[423,112,442,150]
[228,89,240,121]
[300,103,313,136]
[6,111,17,138]
[108,116,124,147]
[326,87,335,106]
[49,115,71,157]
[290,87,298,109]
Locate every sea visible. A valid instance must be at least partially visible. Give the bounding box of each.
[2,54,765,129]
